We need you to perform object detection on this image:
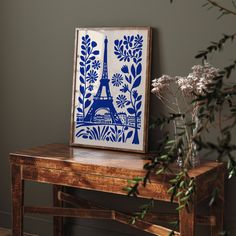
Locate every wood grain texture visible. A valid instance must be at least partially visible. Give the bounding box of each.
[179,197,196,236]
[11,164,24,236]
[24,206,180,236]
[9,143,226,236]
[210,166,225,236]
[53,185,63,236]
[59,191,216,226]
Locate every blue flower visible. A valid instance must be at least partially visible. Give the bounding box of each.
[123,35,134,49]
[120,84,129,93]
[116,95,127,108]
[92,60,101,70]
[133,90,138,99]
[134,34,143,47]
[82,35,91,44]
[88,84,94,91]
[121,65,129,74]
[87,70,98,83]
[112,73,123,87]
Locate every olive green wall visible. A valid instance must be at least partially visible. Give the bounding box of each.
[1,0,236,235]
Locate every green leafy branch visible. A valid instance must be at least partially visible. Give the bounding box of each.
[168,171,195,211]
[130,199,155,224]
[204,0,236,18]
[192,61,236,177]
[195,33,236,61]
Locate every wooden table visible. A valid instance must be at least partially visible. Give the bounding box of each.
[10,143,225,236]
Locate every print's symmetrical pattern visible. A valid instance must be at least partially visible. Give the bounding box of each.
[74,30,147,150]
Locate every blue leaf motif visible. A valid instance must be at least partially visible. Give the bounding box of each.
[93,50,99,55]
[110,127,115,134]
[137,111,142,117]
[131,64,136,78]
[86,65,90,72]
[91,41,97,47]
[114,40,119,46]
[77,107,83,113]
[79,76,85,84]
[90,56,95,60]
[80,67,85,75]
[85,93,92,98]
[127,108,135,114]
[93,127,99,139]
[137,95,142,101]
[85,100,91,108]
[124,75,131,84]
[79,97,83,104]
[137,63,142,75]
[126,130,133,140]
[136,101,142,110]
[80,56,85,61]
[80,85,85,95]
[132,76,141,89]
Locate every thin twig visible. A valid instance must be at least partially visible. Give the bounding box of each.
[207,0,236,15]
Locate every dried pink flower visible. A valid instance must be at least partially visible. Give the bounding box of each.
[176,63,220,96]
[151,75,174,98]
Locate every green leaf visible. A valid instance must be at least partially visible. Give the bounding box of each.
[167,186,175,194]
[176,204,185,211]
[123,187,132,192]
[156,168,164,175]
[127,179,138,184]
[133,177,144,182]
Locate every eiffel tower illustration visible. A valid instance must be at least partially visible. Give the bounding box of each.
[84,37,122,125]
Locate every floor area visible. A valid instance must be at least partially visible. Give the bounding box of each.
[0,228,38,236]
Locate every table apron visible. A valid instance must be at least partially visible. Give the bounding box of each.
[22,165,174,202]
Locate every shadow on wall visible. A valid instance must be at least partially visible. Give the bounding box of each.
[149,28,166,151]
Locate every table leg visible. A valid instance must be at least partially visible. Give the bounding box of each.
[11,164,24,236]
[179,200,196,236]
[53,185,64,236]
[210,170,225,236]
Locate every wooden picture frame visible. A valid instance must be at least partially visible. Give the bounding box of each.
[70,27,152,153]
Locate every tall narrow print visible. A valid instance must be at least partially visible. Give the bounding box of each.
[71,28,151,152]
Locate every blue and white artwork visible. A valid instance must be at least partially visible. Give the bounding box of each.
[71,28,151,152]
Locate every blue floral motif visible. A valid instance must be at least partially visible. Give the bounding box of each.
[134,34,143,47]
[112,73,123,87]
[123,36,134,49]
[116,95,127,108]
[87,84,94,91]
[92,60,101,70]
[77,34,100,118]
[76,125,133,143]
[76,33,144,146]
[114,34,144,145]
[120,84,129,93]
[87,70,98,83]
[121,65,129,74]
[114,35,143,63]
[109,126,133,142]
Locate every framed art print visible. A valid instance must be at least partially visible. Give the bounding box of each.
[70,27,152,153]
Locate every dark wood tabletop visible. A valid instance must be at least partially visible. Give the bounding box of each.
[10,143,226,236]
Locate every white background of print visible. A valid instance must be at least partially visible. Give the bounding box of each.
[73,28,149,151]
